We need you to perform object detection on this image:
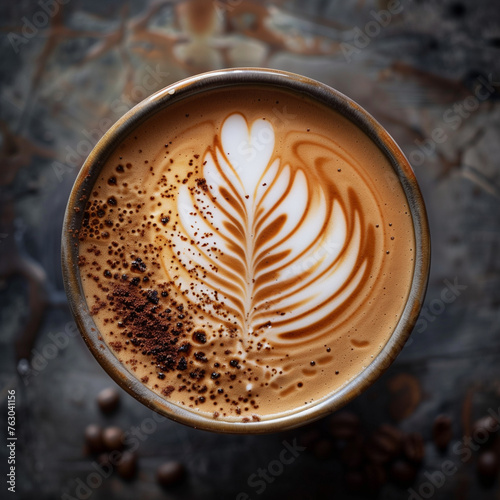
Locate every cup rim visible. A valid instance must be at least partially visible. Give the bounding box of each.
[62,67,430,434]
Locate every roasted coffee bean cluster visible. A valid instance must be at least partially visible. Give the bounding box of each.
[84,423,137,480]
[471,415,500,485]
[296,410,500,492]
[96,387,120,414]
[83,390,500,491]
[83,387,186,485]
[297,412,423,492]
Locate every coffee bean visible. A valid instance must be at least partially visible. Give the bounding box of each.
[84,424,104,454]
[378,425,404,456]
[472,416,499,446]
[477,450,499,481]
[97,387,120,414]
[433,415,452,451]
[403,432,425,464]
[365,439,391,464]
[390,459,418,487]
[345,470,364,492]
[312,438,334,460]
[102,426,124,451]
[327,411,360,440]
[365,426,403,464]
[298,427,322,449]
[340,436,364,469]
[157,461,185,487]
[97,453,111,467]
[364,463,387,491]
[116,451,137,480]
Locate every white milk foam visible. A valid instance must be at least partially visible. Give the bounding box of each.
[173,113,364,341]
[78,86,416,420]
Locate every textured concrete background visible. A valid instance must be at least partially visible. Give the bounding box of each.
[1,0,500,499]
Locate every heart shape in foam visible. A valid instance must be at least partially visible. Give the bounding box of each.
[220,112,275,198]
[172,112,372,345]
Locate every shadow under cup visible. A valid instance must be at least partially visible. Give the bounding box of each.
[62,68,430,434]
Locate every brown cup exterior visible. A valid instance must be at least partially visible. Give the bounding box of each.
[62,68,430,434]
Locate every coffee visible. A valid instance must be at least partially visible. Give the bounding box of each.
[76,85,415,422]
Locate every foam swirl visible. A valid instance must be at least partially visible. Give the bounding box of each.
[78,87,416,420]
[162,113,375,345]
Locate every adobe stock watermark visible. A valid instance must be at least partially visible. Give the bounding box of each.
[8,0,70,53]
[404,277,467,348]
[281,234,341,281]
[52,65,171,182]
[341,0,403,63]
[408,406,500,499]
[61,411,167,500]
[234,105,297,165]
[21,321,78,386]
[414,278,467,334]
[196,104,296,190]
[236,439,305,499]
[407,74,498,168]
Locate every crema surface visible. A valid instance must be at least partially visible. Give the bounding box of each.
[77,86,415,421]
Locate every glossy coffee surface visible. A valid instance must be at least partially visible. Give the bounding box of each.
[76,86,415,422]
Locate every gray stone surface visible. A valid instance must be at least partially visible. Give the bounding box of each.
[1,0,499,498]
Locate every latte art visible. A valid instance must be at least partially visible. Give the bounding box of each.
[77,87,415,420]
[171,113,374,344]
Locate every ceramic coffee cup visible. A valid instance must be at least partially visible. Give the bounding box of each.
[62,68,430,433]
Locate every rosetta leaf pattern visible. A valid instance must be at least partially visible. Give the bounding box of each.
[173,113,368,342]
